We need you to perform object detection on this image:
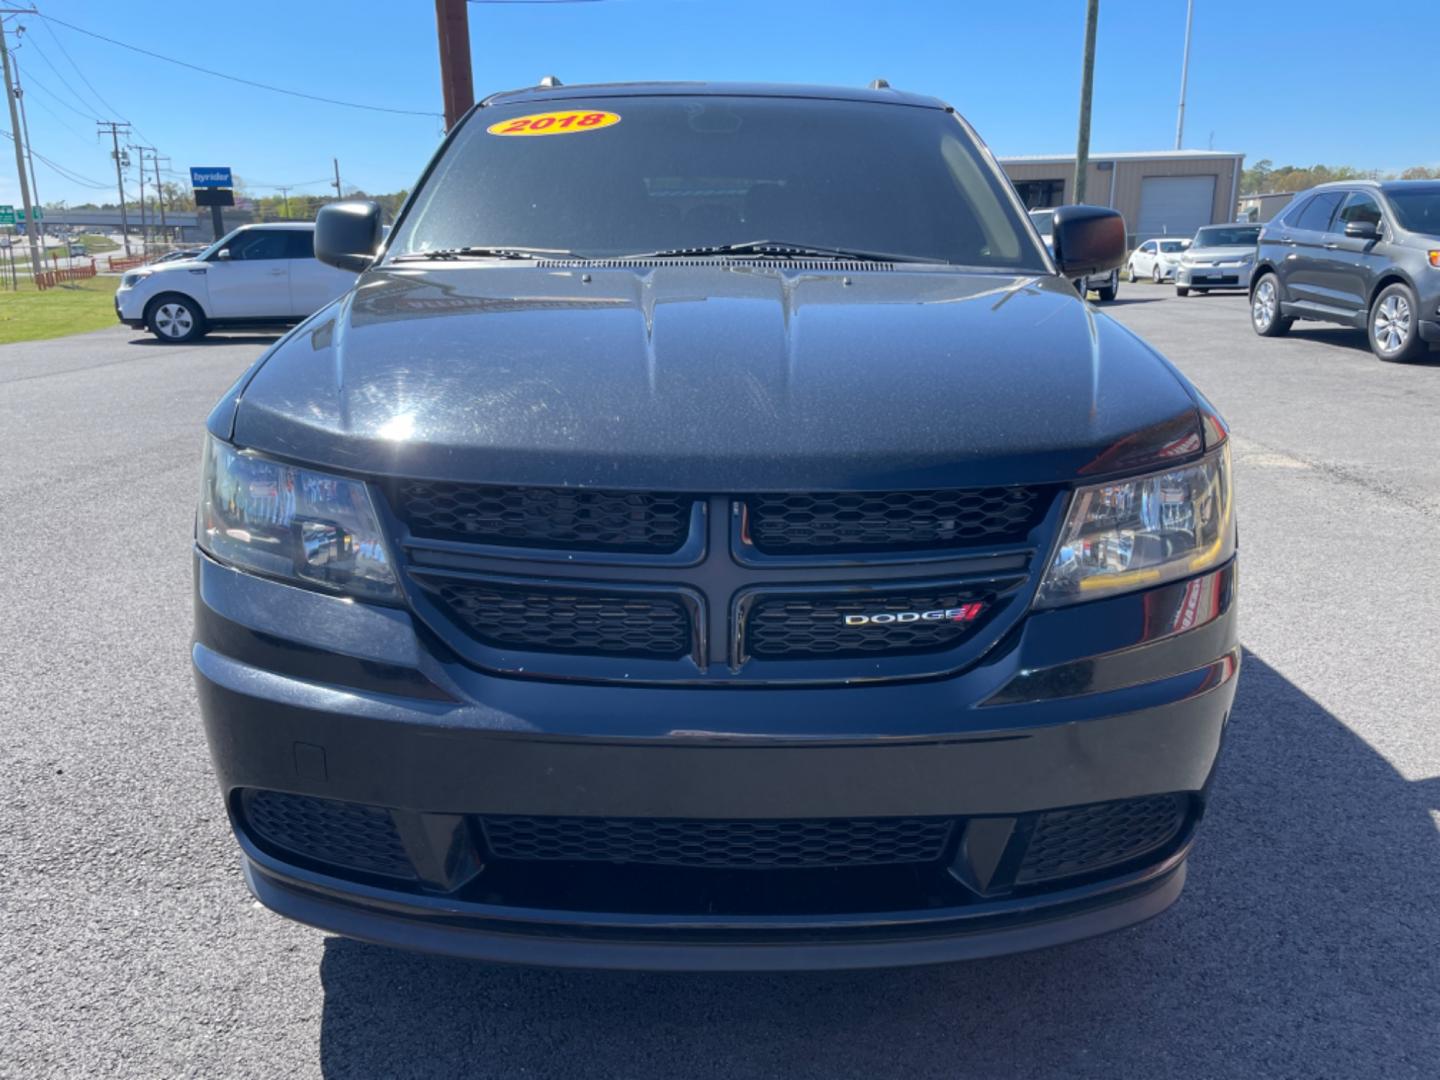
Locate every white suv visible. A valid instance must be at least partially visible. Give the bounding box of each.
[115,223,357,342]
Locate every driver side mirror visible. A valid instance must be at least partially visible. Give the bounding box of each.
[1344,221,1379,241]
[214,248,231,261]
[316,200,382,273]
[1051,205,1127,278]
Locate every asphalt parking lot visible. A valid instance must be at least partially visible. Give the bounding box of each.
[3,285,1438,1079]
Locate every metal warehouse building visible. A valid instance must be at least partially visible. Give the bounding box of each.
[999,150,1245,246]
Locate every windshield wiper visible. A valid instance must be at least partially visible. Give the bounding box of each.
[620,239,943,264]
[392,245,576,262]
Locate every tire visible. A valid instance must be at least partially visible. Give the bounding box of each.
[146,294,207,343]
[1151,264,1163,284]
[1250,273,1292,337]
[1368,282,1427,362]
[1176,286,1190,297]
[1126,262,1138,283]
[1096,271,1118,303]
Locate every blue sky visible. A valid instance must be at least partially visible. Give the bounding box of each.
[2,0,1435,208]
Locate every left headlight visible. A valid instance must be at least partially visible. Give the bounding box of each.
[1034,444,1233,608]
[197,436,398,601]
[120,271,150,288]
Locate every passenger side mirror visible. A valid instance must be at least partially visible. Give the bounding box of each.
[1051,205,1127,279]
[214,248,231,261]
[1344,221,1379,241]
[315,200,383,273]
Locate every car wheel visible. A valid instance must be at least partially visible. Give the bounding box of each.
[1151,264,1163,284]
[1176,286,1190,297]
[1250,273,1291,337]
[1126,262,1138,283]
[146,294,207,343]
[1096,271,1118,303]
[1368,282,1427,362]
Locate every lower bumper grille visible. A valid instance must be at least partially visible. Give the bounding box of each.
[1016,794,1186,885]
[480,815,956,869]
[241,789,415,880]
[427,580,692,659]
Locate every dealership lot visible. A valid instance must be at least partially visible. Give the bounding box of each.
[2,291,1437,1078]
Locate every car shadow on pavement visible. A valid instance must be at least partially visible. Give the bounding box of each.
[126,333,283,347]
[315,651,1439,1080]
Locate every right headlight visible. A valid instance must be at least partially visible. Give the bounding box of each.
[1035,444,1233,608]
[197,436,398,601]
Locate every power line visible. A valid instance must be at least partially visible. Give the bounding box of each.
[10,59,95,121]
[16,77,93,141]
[38,13,442,119]
[35,15,126,122]
[16,26,100,119]
[0,128,109,188]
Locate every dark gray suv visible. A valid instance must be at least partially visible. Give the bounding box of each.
[1250,180,1440,361]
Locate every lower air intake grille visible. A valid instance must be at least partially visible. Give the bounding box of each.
[745,587,994,659]
[744,487,1048,554]
[1016,794,1186,885]
[390,481,693,553]
[240,790,415,880]
[431,581,691,659]
[480,815,956,869]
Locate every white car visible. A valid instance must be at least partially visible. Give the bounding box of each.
[1125,238,1190,283]
[115,223,357,343]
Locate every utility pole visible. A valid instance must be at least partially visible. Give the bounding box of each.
[133,147,148,253]
[1073,0,1099,205]
[98,122,131,256]
[13,57,40,239]
[0,11,42,278]
[276,185,291,219]
[1175,0,1194,150]
[332,157,341,199]
[152,152,169,244]
[434,0,473,130]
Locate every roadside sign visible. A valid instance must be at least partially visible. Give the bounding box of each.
[15,207,42,223]
[0,205,13,226]
[190,166,233,188]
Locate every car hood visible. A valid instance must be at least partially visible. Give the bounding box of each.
[226,265,1204,490]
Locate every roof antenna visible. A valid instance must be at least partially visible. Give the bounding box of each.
[538,75,564,88]
[869,78,891,89]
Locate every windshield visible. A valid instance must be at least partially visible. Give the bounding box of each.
[1386,187,1440,236]
[391,96,1046,269]
[1158,240,1186,253]
[1192,226,1261,248]
[1027,210,1055,236]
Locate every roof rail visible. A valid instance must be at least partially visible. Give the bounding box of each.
[538,75,563,88]
[868,78,891,89]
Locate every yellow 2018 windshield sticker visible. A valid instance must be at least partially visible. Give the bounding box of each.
[487,110,621,136]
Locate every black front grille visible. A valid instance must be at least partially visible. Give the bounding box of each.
[1016,794,1186,885]
[744,487,1048,554]
[480,815,955,869]
[746,587,994,659]
[241,790,415,880]
[391,481,693,553]
[430,580,691,659]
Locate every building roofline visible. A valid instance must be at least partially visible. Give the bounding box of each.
[998,150,1244,164]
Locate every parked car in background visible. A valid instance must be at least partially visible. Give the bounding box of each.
[67,243,88,258]
[1029,207,1120,301]
[1250,180,1440,362]
[1175,224,1261,296]
[1126,238,1188,283]
[115,223,358,342]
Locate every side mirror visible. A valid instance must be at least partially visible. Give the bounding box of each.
[1344,221,1379,241]
[214,248,231,261]
[315,200,382,273]
[1051,205,1127,278]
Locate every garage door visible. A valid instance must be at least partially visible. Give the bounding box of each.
[1137,175,1217,242]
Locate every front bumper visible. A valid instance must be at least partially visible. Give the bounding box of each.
[114,289,145,328]
[194,551,1239,970]
[1177,264,1253,289]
